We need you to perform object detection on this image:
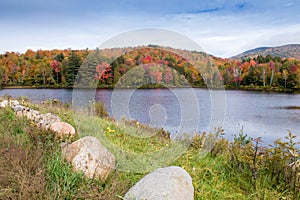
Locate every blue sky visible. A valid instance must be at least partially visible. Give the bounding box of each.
[1,0,300,57]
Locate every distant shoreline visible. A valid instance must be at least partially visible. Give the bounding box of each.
[1,85,299,94]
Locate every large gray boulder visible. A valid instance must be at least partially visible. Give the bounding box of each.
[124,166,194,200]
[62,136,115,182]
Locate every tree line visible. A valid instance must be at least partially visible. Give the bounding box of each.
[0,47,300,90]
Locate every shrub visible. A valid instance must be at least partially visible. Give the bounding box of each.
[94,102,109,118]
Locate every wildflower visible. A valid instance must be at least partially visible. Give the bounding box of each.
[106,126,115,133]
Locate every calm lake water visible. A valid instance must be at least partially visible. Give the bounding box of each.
[1,88,300,144]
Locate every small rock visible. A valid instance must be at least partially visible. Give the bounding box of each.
[48,122,76,138]
[12,105,24,112]
[62,136,115,182]
[124,166,194,200]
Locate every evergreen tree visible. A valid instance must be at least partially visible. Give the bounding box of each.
[54,53,64,62]
[66,51,82,86]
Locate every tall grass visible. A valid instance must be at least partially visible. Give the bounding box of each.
[0,108,47,199]
[0,105,143,199]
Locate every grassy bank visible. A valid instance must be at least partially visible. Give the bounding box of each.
[0,99,299,199]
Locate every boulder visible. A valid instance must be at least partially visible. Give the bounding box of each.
[15,107,40,120]
[10,100,19,107]
[12,105,24,112]
[0,100,8,108]
[24,109,41,121]
[36,113,61,128]
[0,99,19,108]
[47,122,76,138]
[62,136,115,182]
[14,107,61,128]
[124,166,194,200]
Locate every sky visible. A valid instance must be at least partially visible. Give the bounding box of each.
[0,0,300,58]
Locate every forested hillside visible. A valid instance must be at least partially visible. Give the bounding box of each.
[1,46,300,90]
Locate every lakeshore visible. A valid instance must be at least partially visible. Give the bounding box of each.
[0,98,299,199]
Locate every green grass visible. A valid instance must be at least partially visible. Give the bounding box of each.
[46,149,85,199]
[0,99,299,199]
[173,149,285,199]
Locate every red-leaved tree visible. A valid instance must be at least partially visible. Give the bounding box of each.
[50,60,60,84]
[95,62,112,83]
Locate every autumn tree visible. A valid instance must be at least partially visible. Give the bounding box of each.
[163,67,173,84]
[50,60,60,84]
[95,62,113,84]
[148,64,162,84]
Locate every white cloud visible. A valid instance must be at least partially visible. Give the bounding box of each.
[283,2,294,7]
[0,0,300,58]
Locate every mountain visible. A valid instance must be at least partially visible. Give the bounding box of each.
[231,44,300,60]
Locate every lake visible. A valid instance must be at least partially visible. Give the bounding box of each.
[1,88,300,144]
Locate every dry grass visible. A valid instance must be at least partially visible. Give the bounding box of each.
[0,142,46,199]
[0,108,48,199]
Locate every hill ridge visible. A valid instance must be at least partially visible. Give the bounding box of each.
[231,44,300,60]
